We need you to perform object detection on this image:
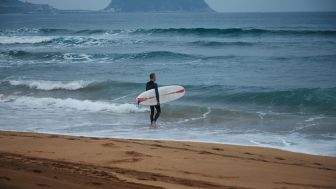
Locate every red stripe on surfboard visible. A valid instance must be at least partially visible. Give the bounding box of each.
[176,89,185,93]
[166,89,185,95]
[137,89,185,103]
[137,96,155,103]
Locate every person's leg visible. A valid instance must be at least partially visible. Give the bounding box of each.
[150,106,155,123]
[154,105,161,122]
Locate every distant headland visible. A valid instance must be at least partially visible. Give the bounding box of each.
[104,0,214,12]
[0,0,57,14]
[0,0,214,14]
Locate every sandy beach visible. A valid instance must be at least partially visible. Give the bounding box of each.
[0,131,335,189]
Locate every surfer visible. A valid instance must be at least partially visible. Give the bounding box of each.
[146,73,161,127]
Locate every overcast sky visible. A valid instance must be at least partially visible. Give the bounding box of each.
[25,0,336,12]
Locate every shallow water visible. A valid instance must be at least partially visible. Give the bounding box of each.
[0,12,336,156]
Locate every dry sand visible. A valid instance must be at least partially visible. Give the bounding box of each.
[0,131,335,189]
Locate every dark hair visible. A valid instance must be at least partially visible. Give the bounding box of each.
[150,73,155,79]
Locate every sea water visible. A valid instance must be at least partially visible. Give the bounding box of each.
[0,12,335,156]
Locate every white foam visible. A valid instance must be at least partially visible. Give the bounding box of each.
[291,123,317,133]
[8,80,92,90]
[4,96,147,113]
[177,107,211,123]
[305,116,325,122]
[0,28,39,35]
[191,108,211,121]
[249,140,261,145]
[279,137,292,147]
[0,36,54,44]
[287,115,326,132]
[63,53,92,61]
[256,111,267,120]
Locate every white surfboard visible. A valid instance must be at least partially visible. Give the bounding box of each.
[136,85,186,106]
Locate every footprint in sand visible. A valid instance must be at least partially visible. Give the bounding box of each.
[101,143,115,147]
[36,183,49,187]
[212,147,224,151]
[0,176,11,181]
[33,169,42,173]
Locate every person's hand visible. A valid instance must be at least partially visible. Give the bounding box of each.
[157,102,160,106]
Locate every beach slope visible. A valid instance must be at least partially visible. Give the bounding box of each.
[0,131,335,189]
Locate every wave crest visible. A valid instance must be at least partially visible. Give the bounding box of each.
[188,40,255,47]
[133,28,336,36]
[1,95,147,113]
[2,27,336,37]
[8,80,93,90]
[0,50,199,62]
[0,36,54,45]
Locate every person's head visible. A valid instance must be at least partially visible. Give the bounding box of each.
[149,73,156,81]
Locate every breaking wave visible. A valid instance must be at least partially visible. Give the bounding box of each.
[0,50,201,61]
[0,36,55,44]
[3,79,336,113]
[1,27,336,37]
[7,80,93,90]
[133,28,336,36]
[0,95,147,113]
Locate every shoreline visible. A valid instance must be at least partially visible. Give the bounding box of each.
[0,131,335,189]
[1,129,334,157]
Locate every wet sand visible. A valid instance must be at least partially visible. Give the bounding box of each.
[0,131,335,189]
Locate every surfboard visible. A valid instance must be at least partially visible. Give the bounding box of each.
[136,85,185,106]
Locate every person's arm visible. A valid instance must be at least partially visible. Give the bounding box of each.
[146,82,149,91]
[154,83,160,104]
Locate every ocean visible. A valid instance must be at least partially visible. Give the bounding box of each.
[0,12,335,156]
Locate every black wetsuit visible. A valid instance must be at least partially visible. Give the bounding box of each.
[146,81,161,123]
